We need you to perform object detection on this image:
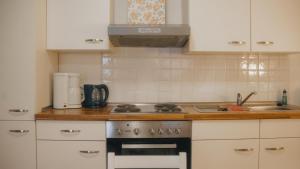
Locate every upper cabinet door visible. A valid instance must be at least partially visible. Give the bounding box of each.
[252,0,300,52]
[47,0,110,50]
[188,0,251,52]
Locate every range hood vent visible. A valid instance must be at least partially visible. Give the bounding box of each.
[108,24,190,48]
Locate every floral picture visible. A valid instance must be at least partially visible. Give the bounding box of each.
[128,0,166,24]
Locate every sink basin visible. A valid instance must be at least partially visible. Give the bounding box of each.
[248,106,295,111]
[193,105,228,113]
[194,104,300,113]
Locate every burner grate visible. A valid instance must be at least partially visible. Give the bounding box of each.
[114,104,141,113]
[112,104,184,114]
[155,103,182,113]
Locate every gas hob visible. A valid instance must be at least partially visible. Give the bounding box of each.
[111,103,186,114]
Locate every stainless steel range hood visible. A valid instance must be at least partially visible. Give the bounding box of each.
[108,24,190,48]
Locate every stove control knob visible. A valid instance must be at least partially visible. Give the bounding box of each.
[175,128,182,135]
[149,128,156,135]
[117,129,122,135]
[133,128,140,135]
[158,128,164,135]
[167,128,173,135]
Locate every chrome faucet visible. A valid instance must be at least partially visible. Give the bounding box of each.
[237,92,257,106]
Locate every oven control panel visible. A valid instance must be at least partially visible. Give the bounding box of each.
[106,121,191,138]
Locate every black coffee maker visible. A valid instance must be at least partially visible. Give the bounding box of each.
[82,84,109,108]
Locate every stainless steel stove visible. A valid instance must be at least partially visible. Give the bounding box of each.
[106,121,191,169]
[108,104,191,169]
[106,121,191,138]
[111,103,185,113]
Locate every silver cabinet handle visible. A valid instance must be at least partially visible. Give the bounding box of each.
[9,130,30,133]
[80,151,100,154]
[9,109,29,113]
[60,129,81,133]
[234,148,254,152]
[265,147,284,151]
[85,38,103,44]
[228,41,246,45]
[257,41,274,45]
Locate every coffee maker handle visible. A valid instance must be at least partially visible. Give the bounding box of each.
[100,84,109,102]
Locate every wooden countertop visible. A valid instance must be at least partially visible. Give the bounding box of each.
[36,104,300,121]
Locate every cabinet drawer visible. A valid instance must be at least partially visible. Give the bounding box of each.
[37,121,105,140]
[260,119,300,138]
[37,140,106,169]
[0,108,34,120]
[192,120,259,140]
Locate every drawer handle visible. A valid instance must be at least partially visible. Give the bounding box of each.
[9,109,29,113]
[80,151,100,154]
[228,41,246,45]
[9,130,30,133]
[60,129,81,133]
[257,41,274,45]
[234,148,254,152]
[85,38,103,44]
[265,147,284,151]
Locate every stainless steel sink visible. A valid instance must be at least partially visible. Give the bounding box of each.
[194,104,300,113]
[248,106,295,111]
[193,105,228,113]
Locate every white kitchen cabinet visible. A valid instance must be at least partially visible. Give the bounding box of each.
[38,140,106,169]
[192,120,259,140]
[192,120,259,169]
[37,120,106,140]
[0,0,34,120]
[187,0,300,53]
[187,0,251,52]
[260,138,300,169]
[37,120,106,169]
[47,0,111,50]
[192,139,259,169]
[259,120,300,169]
[260,119,300,138]
[0,0,57,169]
[251,0,300,52]
[0,0,57,120]
[0,121,36,169]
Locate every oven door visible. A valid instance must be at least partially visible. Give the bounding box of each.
[107,138,190,169]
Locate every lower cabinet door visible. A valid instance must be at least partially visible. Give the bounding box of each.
[37,140,106,169]
[260,138,300,169]
[0,121,36,169]
[192,139,259,169]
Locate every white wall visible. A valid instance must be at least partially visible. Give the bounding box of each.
[59,48,290,103]
[35,0,59,111]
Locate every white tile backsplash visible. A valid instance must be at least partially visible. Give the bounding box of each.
[58,52,102,84]
[100,48,289,103]
[58,48,291,103]
[289,54,300,105]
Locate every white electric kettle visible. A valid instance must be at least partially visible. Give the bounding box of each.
[53,73,81,109]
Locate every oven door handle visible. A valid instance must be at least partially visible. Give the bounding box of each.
[121,144,177,149]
